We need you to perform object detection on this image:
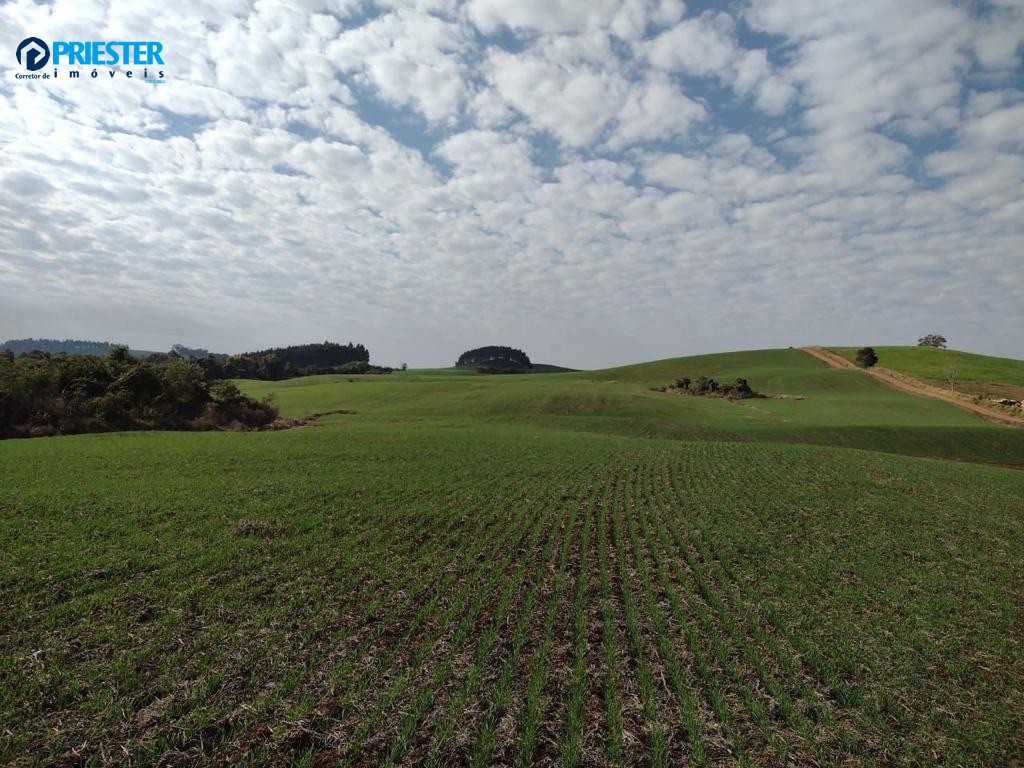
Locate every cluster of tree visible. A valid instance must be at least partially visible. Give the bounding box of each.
[855,347,878,368]
[918,334,947,348]
[197,341,383,381]
[0,347,277,439]
[665,376,763,400]
[1,338,118,356]
[456,346,532,372]
[2,340,385,382]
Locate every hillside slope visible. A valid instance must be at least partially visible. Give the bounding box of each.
[830,345,1024,384]
[810,347,1024,428]
[241,348,1024,467]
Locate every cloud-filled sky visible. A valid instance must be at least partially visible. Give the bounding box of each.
[0,0,1022,368]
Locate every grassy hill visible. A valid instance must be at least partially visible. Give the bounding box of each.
[831,346,1024,399]
[243,348,1024,466]
[1,348,1022,766]
[530,363,578,373]
[830,346,1024,382]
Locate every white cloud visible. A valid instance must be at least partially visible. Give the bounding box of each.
[0,0,1021,365]
[326,9,470,122]
[467,0,628,35]
[961,103,1024,149]
[973,5,1024,69]
[435,129,540,201]
[486,45,630,146]
[605,73,706,149]
[485,31,708,149]
[648,12,737,76]
[647,12,794,114]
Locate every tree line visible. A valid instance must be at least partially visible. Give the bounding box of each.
[0,346,277,439]
[2,339,389,381]
[456,346,532,372]
[196,341,384,380]
[1,338,120,356]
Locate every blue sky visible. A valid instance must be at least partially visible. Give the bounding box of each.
[0,0,1022,367]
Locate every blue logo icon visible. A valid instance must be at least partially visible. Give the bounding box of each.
[16,37,50,71]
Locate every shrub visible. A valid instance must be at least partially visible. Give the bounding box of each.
[692,376,719,395]
[667,375,762,400]
[0,349,277,439]
[855,347,879,368]
[723,378,755,399]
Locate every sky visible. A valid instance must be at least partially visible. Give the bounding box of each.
[0,0,1022,369]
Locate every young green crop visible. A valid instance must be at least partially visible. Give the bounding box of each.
[2,348,1022,767]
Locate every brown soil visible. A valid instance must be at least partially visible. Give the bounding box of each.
[800,347,1024,429]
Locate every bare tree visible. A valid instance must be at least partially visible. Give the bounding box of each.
[944,366,959,392]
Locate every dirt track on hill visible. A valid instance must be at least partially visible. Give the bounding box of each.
[800,347,1024,429]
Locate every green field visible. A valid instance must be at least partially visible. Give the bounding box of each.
[831,346,1024,399]
[2,349,1023,766]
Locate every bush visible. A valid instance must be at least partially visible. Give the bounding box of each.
[0,349,277,439]
[195,381,277,429]
[692,376,718,395]
[855,347,879,368]
[668,375,761,400]
[338,361,373,374]
[723,378,755,399]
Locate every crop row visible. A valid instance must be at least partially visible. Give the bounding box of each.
[6,437,1016,765]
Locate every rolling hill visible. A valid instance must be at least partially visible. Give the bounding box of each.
[831,345,1024,402]
[242,348,1024,466]
[1,348,1022,766]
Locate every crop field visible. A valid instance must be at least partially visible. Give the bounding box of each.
[2,350,1023,766]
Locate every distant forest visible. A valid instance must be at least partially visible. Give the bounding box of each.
[1,338,119,356]
[201,341,379,380]
[456,346,532,372]
[2,339,387,381]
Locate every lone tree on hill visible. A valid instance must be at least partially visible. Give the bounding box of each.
[456,346,532,371]
[918,334,947,348]
[855,347,878,368]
